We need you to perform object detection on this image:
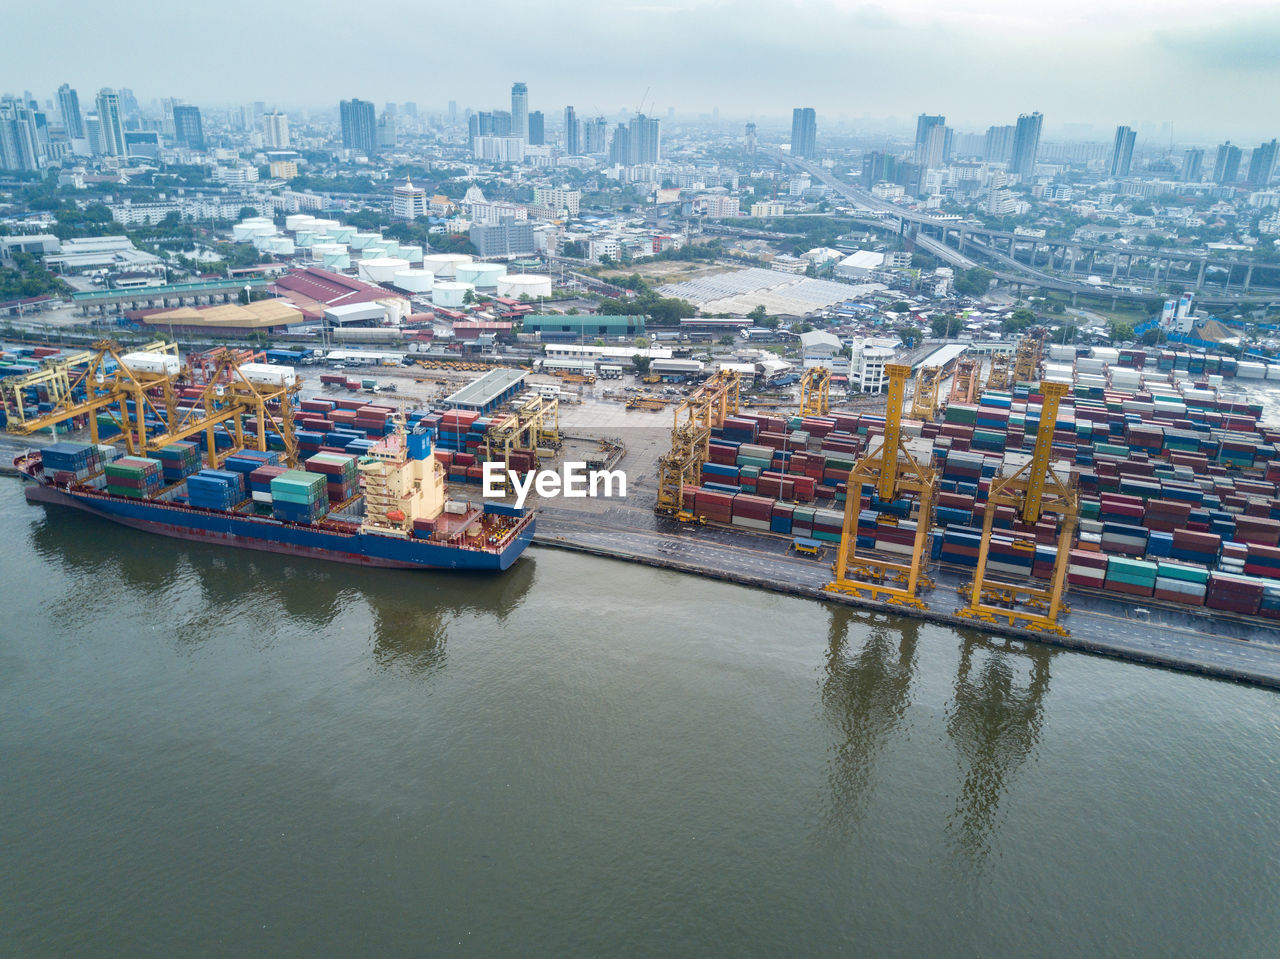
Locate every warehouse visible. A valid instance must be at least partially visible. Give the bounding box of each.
[140,299,304,336]
[522,314,646,341]
[443,368,529,414]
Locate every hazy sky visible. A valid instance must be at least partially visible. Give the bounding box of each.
[8,0,1280,143]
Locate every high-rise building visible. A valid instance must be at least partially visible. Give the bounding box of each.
[0,96,44,171]
[914,114,946,168]
[377,111,396,149]
[95,88,126,156]
[1214,142,1242,184]
[608,123,629,165]
[85,114,102,155]
[628,114,660,165]
[583,116,608,154]
[1247,139,1278,189]
[1009,111,1043,180]
[172,105,205,151]
[447,100,457,124]
[403,102,418,119]
[511,82,528,140]
[861,150,896,187]
[1182,148,1204,182]
[744,122,756,156]
[339,98,377,155]
[790,107,817,159]
[57,83,84,140]
[564,106,580,155]
[491,111,513,137]
[527,111,544,146]
[392,178,428,219]
[984,124,1015,163]
[263,111,290,149]
[1109,125,1136,178]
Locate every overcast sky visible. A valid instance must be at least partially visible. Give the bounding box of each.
[7,0,1280,143]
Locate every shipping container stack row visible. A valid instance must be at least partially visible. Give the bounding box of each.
[269,470,329,525]
[38,441,103,484]
[103,456,163,499]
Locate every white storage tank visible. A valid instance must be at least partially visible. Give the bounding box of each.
[432,281,474,307]
[392,269,435,294]
[311,243,347,259]
[497,274,553,299]
[120,352,181,376]
[295,230,315,249]
[357,257,411,284]
[330,226,356,243]
[322,252,351,270]
[232,219,275,242]
[311,218,341,232]
[239,363,296,388]
[399,244,423,264]
[379,241,402,258]
[420,253,473,278]
[265,237,295,255]
[350,232,382,250]
[361,244,388,258]
[285,214,317,232]
[457,262,507,289]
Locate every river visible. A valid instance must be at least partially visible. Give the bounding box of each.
[2,478,1278,958]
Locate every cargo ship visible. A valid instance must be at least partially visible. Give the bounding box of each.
[16,422,534,572]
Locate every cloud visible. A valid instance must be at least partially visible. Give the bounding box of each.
[1152,14,1280,71]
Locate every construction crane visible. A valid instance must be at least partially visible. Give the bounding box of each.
[483,394,562,479]
[1013,330,1045,384]
[655,370,740,516]
[985,351,1012,390]
[826,363,937,610]
[910,365,943,421]
[947,356,983,405]
[956,380,1077,635]
[8,342,301,467]
[799,367,831,417]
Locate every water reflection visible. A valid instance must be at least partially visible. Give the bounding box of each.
[821,607,919,835]
[945,633,1054,864]
[25,500,536,671]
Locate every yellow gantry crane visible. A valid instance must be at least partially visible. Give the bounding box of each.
[0,348,99,428]
[910,365,943,421]
[956,380,1077,635]
[985,351,1012,391]
[799,366,831,417]
[826,363,937,611]
[948,356,983,405]
[483,393,562,479]
[1013,331,1044,384]
[9,341,302,467]
[655,370,740,516]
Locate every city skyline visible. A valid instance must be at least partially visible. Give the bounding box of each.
[5,0,1280,142]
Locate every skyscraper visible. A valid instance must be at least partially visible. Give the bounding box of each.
[1109,125,1136,178]
[527,111,544,146]
[790,107,817,159]
[511,82,528,140]
[0,97,44,171]
[95,88,125,156]
[628,114,660,165]
[1182,148,1204,182]
[564,106,579,155]
[172,105,205,151]
[57,83,84,140]
[1213,142,1242,184]
[608,123,629,165]
[984,124,1015,163]
[447,100,457,124]
[583,116,608,154]
[1009,111,1043,180]
[339,98,377,155]
[1247,139,1278,189]
[914,114,946,168]
[263,111,290,149]
[744,122,756,155]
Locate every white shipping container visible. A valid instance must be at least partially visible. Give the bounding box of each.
[444,501,468,515]
[239,363,296,387]
[120,352,180,376]
[252,491,273,504]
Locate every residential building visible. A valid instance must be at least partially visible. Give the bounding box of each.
[532,186,580,216]
[564,106,579,155]
[609,124,629,165]
[628,114,660,165]
[339,98,377,155]
[172,105,205,151]
[698,194,739,217]
[511,82,528,140]
[1214,142,1242,184]
[745,122,756,155]
[984,124,1015,163]
[751,201,784,217]
[95,88,125,156]
[1109,125,1136,178]
[1182,148,1204,182]
[472,135,525,163]
[527,110,544,146]
[123,131,160,158]
[850,342,896,393]
[263,112,289,149]
[914,114,946,169]
[862,150,895,187]
[392,178,428,219]
[0,97,43,171]
[212,164,259,184]
[1010,111,1042,180]
[791,107,817,159]
[470,217,535,257]
[583,116,609,154]
[57,83,84,140]
[269,160,298,179]
[1248,139,1278,189]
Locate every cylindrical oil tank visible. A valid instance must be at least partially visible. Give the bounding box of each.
[330,226,356,243]
[311,242,346,258]
[232,219,275,242]
[285,214,317,232]
[392,269,435,294]
[294,230,315,248]
[399,244,423,264]
[350,232,382,250]
[361,244,388,258]
[311,218,341,232]
[323,252,351,270]
[265,237,295,255]
[497,274,553,299]
[432,281,475,307]
[456,262,507,289]
[379,241,402,258]
[420,253,473,279]
[358,257,411,284]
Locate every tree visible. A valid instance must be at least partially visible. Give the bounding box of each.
[462,289,476,305]
[930,314,950,338]
[747,304,768,323]
[1002,307,1037,334]
[953,267,994,297]
[718,335,735,346]
[1109,320,1135,342]
[890,300,911,314]
[632,354,652,374]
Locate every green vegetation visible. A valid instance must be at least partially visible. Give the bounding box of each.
[952,267,994,297]
[595,275,697,325]
[0,252,70,301]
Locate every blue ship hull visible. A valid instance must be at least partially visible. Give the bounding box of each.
[23,481,534,571]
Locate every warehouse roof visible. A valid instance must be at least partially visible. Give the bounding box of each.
[444,368,528,410]
[142,299,302,330]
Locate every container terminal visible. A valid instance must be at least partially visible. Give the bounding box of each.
[5,335,1280,689]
